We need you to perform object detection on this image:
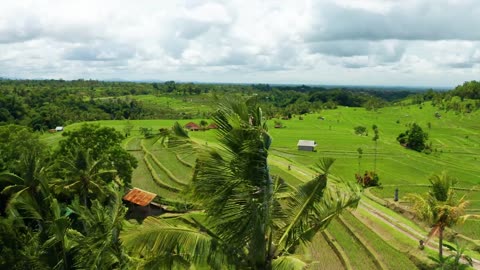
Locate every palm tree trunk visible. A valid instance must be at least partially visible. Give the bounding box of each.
[62,239,69,270]
[264,169,274,270]
[438,226,443,260]
[439,226,443,259]
[249,162,273,270]
[83,192,88,208]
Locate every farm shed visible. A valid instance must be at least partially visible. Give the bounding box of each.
[185,122,200,131]
[297,140,317,151]
[55,126,64,131]
[123,188,163,220]
[207,123,218,129]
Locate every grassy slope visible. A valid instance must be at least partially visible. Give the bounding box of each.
[267,103,480,189]
[39,100,480,268]
[41,102,479,231]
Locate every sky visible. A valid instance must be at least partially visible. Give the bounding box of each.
[1,0,479,87]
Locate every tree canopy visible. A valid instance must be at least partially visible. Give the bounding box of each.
[397,123,429,152]
[55,124,137,186]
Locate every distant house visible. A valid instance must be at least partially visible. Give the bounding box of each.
[207,123,218,129]
[184,122,200,131]
[123,188,163,220]
[55,126,64,132]
[297,140,317,151]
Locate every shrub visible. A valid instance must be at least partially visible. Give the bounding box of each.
[139,127,154,138]
[354,126,367,135]
[396,123,428,152]
[355,171,380,187]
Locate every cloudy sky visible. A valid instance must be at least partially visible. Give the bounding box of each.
[1,0,479,87]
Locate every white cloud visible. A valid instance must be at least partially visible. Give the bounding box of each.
[0,0,479,86]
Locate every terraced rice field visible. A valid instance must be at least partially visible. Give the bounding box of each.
[40,101,480,268]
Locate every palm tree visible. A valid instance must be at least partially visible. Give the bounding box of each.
[372,124,379,173]
[0,150,50,217]
[0,150,73,269]
[121,99,361,269]
[406,171,475,259]
[157,122,189,148]
[69,187,131,269]
[53,148,115,207]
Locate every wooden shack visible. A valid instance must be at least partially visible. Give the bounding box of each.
[123,188,163,220]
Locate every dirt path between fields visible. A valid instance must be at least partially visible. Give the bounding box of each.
[356,197,480,269]
[269,153,480,269]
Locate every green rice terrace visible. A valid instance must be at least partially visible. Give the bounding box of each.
[40,99,480,269]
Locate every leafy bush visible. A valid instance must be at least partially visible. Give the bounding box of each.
[397,123,428,152]
[355,171,380,187]
[139,127,154,138]
[354,126,367,135]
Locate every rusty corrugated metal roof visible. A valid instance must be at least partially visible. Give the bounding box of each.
[123,188,157,206]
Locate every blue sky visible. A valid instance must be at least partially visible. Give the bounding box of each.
[1,0,479,87]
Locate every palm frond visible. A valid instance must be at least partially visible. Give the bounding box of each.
[121,217,230,267]
[428,171,457,202]
[9,192,44,221]
[1,184,27,197]
[315,157,336,174]
[141,253,191,270]
[405,193,435,223]
[277,158,360,251]
[0,172,24,185]
[69,191,130,269]
[272,255,307,270]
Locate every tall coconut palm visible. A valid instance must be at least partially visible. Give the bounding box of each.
[121,99,361,269]
[0,150,50,218]
[53,148,115,207]
[68,187,131,269]
[406,171,476,259]
[0,150,67,267]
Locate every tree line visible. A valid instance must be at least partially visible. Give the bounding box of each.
[0,79,439,131]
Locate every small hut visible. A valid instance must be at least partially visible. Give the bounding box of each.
[185,122,200,131]
[123,188,163,220]
[297,140,317,151]
[207,123,218,129]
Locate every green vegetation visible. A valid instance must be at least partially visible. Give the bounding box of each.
[406,172,478,261]
[354,125,367,135]
[121,100,361,269]
[0,124,135,269]
[397,123,429,152]
[1,79,480,269]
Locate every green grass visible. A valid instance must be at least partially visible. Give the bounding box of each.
[305,233,345,270]
[353,206,437,267]
[146,141,194,183]
[341,211,418,270]
[39,101,480,256]
[130,151,176,198]
[327,219,380,270]
[269,164,304,186]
